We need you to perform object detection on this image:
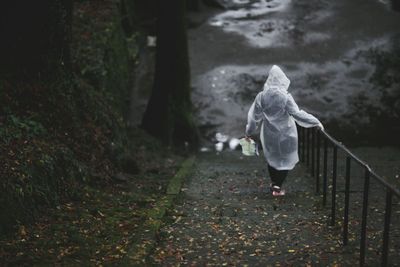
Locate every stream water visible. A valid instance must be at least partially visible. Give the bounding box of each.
[188,0,400,146]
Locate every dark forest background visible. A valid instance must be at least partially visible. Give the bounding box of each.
[0,0,211,236]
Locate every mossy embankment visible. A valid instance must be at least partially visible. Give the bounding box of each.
[0,0,161,237]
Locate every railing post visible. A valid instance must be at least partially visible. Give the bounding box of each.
[311,128,315,177]
[323,138,328,206]
[382,190,393,267]
[316,130,321,194]
[343,157,351,245]
[330,146,337,226]
[307,128,310,166]
[299,129,399,266]
[360,169,370,267]
[298,126,301,161]
[301,127,305,162]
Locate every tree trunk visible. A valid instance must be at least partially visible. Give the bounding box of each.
[187,0,201,11]
[0,0,73,77]
[392,0,400,12]
[141,0,199,148]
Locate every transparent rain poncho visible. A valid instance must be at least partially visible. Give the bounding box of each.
[246,65,322,170]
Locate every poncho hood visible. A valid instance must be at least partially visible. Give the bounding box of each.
[263,65,291,91]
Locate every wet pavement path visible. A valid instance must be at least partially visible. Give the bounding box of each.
[150,152,359,266]
[188,0,400,143]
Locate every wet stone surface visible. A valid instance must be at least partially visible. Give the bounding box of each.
[151,152,362,265]
[189,0,400,144]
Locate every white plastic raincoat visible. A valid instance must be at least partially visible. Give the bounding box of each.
[246,65,322,170]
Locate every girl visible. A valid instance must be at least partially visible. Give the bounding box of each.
[245,65,323,196]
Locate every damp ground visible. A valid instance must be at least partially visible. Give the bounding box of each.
[188,0,400,145]
[150,151,400,266]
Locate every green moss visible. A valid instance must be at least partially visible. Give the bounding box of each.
[71,1,140,119]
[122,157,195,266]
[167,156,195,194]
[0,0,142,234]
[0,115,46,145]
[0,134,86,234]
[104,21,132,117]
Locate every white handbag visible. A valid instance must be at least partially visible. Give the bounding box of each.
[239,138,259,156]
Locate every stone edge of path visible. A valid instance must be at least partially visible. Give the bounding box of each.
[121,156,196,266]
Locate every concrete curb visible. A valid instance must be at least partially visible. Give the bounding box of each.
[121,156,196,266]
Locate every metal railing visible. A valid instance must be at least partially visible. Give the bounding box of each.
[298,126,400,267]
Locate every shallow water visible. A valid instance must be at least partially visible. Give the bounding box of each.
[189,0,400,145]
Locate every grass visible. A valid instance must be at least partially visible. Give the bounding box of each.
[0,151,185,266]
